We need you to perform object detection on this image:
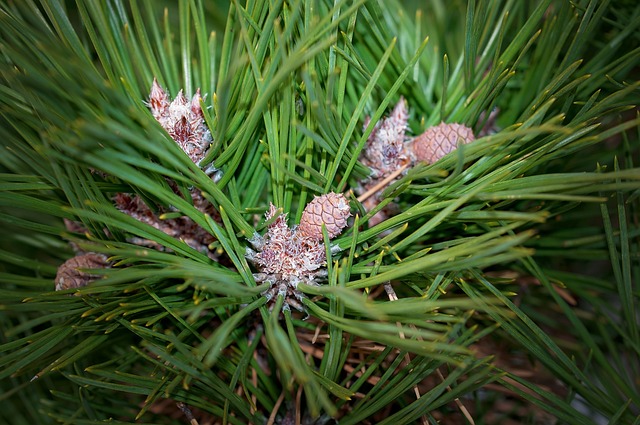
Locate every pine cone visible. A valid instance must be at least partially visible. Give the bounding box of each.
[55,253,110,291]
[411,122,475,164]
[298,192,351,240]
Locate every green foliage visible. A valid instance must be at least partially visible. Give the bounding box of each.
[1,0,639,423]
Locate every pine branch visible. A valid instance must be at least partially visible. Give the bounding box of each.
[1,0,639,423]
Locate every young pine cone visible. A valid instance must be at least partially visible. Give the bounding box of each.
[411,122,475,164]
[298,192,351,240]
[55,253,110,291]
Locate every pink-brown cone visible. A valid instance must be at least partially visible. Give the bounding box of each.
[55,253,110,291]
[412,122,475,164]
[298,192,351,240]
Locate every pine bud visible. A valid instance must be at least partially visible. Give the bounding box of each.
[148,79,212,166]
[55,253,110,291]
[298,192,351,240]
[411,122,475,164]
[362,97,411,179]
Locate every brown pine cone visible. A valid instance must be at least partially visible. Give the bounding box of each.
[411,122,475,164]
[298,192,351,240]
[55,253,110,291]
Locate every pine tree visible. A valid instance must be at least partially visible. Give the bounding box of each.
[1,1,639,424]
